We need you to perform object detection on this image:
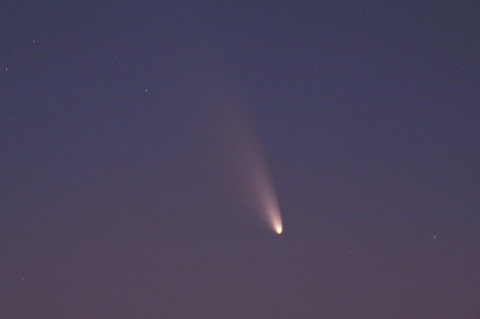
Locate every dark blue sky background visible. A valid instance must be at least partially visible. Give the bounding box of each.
[1,1,479,318]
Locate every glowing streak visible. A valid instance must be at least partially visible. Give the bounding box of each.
[274,217,283,234]
[208,105,283,235]
[263,182,283,234]
[252,154,283,235]
[269,203,283,234]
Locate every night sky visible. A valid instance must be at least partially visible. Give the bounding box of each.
[1,2,480,318]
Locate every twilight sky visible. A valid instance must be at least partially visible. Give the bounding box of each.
[1,1,479,318]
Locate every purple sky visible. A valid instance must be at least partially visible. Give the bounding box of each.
[1,2,479,318]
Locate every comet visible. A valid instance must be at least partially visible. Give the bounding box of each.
[181,55,283,234]
[215,105,283,235]
[273,214,283,234]
[201,104,283,234]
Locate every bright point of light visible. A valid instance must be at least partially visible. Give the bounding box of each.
[274,222,283,235]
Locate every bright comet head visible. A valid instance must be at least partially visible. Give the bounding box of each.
[268,202,283,235]
[274,223,283,235]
